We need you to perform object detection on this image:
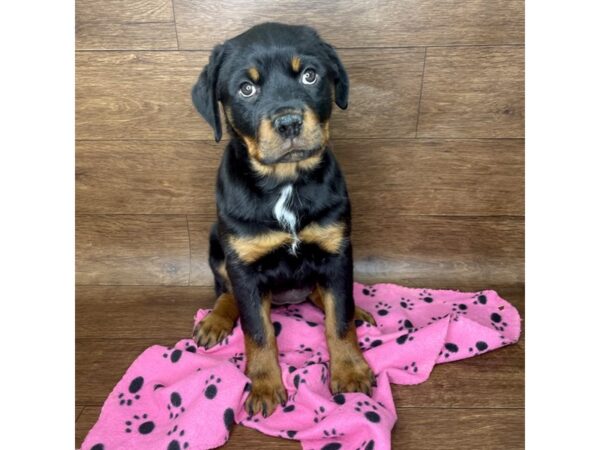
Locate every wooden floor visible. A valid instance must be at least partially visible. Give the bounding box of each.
[75,1,524,448]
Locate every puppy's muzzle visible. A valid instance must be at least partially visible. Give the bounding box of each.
[273,113,303,139]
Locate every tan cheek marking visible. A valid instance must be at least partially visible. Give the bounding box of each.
[248,67,260,82]
[291,56,302,73]
[228,232,293,264]
[299,222,346,254]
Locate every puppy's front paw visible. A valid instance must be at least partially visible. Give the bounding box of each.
[244,375,287,418]
[331,358,375,396]
[193,312,234,349]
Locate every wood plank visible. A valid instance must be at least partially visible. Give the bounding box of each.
[76,22,178,50]
[352,216,523,285]
[332,49,424,138]
[173,0,524,49]
[336,138,524,216]
[75,49,424,140]
[187,215,523,287]
[76,140,220,215]
[76,52,211,140]
[76,404,523,449]
[76,0,173,23]
[76,286,216,339]
[76,139,522,216]
[76,406,84,422]
[76,336,522,407]
[76,283,522,407]
[418,47,524,138]
[393,408,524,449]
[76,215,190,285]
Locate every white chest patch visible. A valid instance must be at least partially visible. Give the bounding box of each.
[273,184,300,254]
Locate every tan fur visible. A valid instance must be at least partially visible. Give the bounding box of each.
[309,285,376,326]
[291,56,302,72]
[229,231,293,264]
[299,222,346,254]
[320,287,375,394]
[244,294,287,416]
[248,67,260,82]
[193,292,239,348]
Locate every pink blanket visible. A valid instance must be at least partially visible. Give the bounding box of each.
[81,283,521,450]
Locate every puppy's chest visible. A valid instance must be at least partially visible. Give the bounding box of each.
[228,184,346,265]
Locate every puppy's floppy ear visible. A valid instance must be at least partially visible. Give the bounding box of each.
[322,43,349,110]
[192,44,225,142]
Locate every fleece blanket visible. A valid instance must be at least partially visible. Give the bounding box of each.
[81,283,521,450]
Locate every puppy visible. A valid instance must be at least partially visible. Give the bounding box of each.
[191,22,375,417]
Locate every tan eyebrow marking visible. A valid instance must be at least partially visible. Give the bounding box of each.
[248,67,260,82]
[291,56,302,73]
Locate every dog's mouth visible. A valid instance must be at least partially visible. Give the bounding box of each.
[266,146,321,164]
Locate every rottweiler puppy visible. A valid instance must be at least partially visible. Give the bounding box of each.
[191,22,376,417]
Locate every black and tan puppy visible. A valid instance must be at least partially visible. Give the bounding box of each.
[191,22,375,417]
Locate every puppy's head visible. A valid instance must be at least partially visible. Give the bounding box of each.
[192,23,348,168]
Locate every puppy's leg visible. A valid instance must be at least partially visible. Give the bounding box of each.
[309,287,376,326]
[318,246,375,395]
[194,225,238,348]
[241,293,287,417]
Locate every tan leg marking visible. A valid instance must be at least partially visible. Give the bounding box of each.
[309,285,376,326]
[320,287,375,395]
[244,294,287,417]
[193,292,239,349]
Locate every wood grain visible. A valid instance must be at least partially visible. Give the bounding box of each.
[187,216,214,286]
[173,0,524,49]
[76,139,522,216]
[75,49,425,140]
[76,22,178,50]
[418,47,525,138]
[76,140,220,214]
[76,215,190,285]
[76,0,176,50]
[352,216,524,285]
[336,138,524,216]
[332,49,425,138]
[76,286,215,339]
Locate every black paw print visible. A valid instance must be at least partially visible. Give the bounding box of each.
[323,427,345,438]
[296,343,314,354]
[229,352,245,369]
[203,374,221,399]
[402,361,419,373]
[419,290,434,303]
[167,437,189,450]
[223,407,235,431]
[124,413,155,435]
[284,306,304,319]
[118,375,144,406]
[333,393,346,405]
[357,440,376,450]
[439,342,460,358]
[359,336,383,351]
[429,313,450,324]
[313,405,327,423]
[282,404,296,413]
[375,302,391,316]
[274,321,282,337]
[167,391,185,419]
[399,297,414,310]
[490,312,509,331]
[472,293,488,305]
[451,303,468,320]
[291,369,308,401]
[397,319,415,332]
[162,347,183,363]
[321,444,342,450]
[362,286,377,297]
[166,425,189,449]
[319,364,328,384]
[396,332,415,345]
[184,341,197,353]
[280,429,297,438]
[89,444,105,450]
[468,341,489,354]
[354,400,380,423]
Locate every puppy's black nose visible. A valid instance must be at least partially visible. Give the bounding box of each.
[273,114,303,139]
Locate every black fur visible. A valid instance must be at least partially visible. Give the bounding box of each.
[192,23,354,346]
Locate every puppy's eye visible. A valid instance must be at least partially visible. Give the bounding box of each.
[239,82,257,98]
[301,68,318,85]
